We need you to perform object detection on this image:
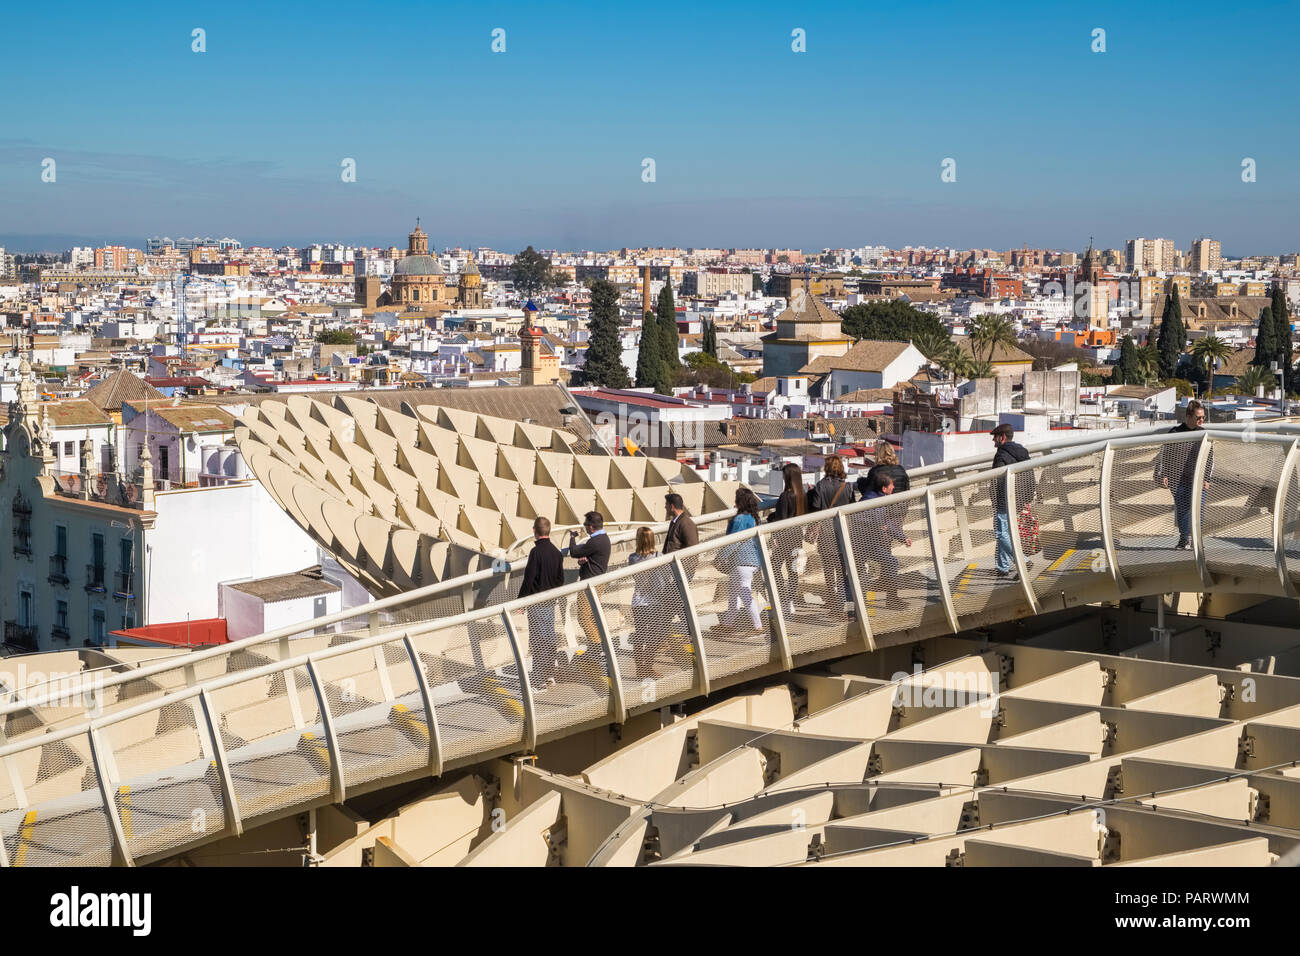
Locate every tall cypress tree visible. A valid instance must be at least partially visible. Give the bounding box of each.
[1271,285,1292,375]
[1156,288,1184,379]
[1253,306,1276,369]
[703,319,717,357]
[656,284,680,374]
[635,310,662,389]
[1114,335,1140,384]
[584,280,630,387]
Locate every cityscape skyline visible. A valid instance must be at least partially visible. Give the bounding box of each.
[3,0,1298,252]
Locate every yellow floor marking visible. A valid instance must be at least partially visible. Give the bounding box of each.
[117,785,133,840]
[1045,549,1077,573]
[15,810,36,866]
[953,563,979,595]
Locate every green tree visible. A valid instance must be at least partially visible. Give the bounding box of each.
[1162,377,1195,398]
[910,327,954,365]
[510,246,553,301]
[935,346,968,383]
[656,284,680,374]
[1191,334,1231,395]
[1136,344,1160,385]
[1271,285,1292,376]
[1252,305,1276,368]
[1231,365,1275,396]
[1113,335,1141,384]
[675,351,755,389]
[702,319,718,357]
[1156,287,1185,379]
[751,272,764,293]
[840,300,946,342]
[635,310,665,391]
[968,314,1018,365]
[316,329,356,345]
[583,280,630,388]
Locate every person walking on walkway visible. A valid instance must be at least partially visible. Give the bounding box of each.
[715,487,765,635]
[663,492,699,572]
[807,454,856,611]
[990,424,1031,581]
[768,462,807,615]
[518,516,564,689]
[569,511,611,653]
[1155,400,1213,550]
[862,472,912,609]
[628,526,666,678]
[857,441,910,498]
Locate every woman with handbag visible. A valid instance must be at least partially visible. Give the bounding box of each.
[714,488,765,635]
[807,455,856,613]
[768,462,807,616]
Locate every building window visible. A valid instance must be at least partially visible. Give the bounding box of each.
[55,600,68,631]
[11,494,32,555]
[64,441,75,457]
[91,609,105,645]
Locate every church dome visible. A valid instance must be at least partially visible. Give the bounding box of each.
[394,254,444,276]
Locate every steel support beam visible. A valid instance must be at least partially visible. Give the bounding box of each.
[1191,436,1214,589]
[835,512,875,652]
[585,584,627,723]
[500,611,537,752]
[672,557,711,697]
[1098,442,1128,596]
[198,688,243,838]
[88,728,134,867]
[756,534,794,671]
[304,658,345,805]
[1005,469,1041,616]
[925,489,960,634]
[402,633,443,777]
[1274,440,1300,598]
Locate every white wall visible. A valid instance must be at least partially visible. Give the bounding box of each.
[219,586,341,641]
[145,480,320,623]
[219,585,264,640]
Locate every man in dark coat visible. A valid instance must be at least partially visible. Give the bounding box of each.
[1154,400,1213,550]
[569,511,611,652]
[990,423,1031,579]
[662,493,699,574]
[519,516,564,688]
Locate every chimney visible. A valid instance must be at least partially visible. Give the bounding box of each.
[642,266,652,316]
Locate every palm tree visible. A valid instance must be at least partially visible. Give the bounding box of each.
[964,358,995,380]
[969,314,1018,365]
[1136,344,1159,385]
[1232,365,1275,396]
[1191,334,1231,396]
[911,328,954,365]
[931,345,963,383]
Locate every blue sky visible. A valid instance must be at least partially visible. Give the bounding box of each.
[1,0,1297,253]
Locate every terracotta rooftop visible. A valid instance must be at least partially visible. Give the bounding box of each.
[81,369,166,412]
[36,399,113,427]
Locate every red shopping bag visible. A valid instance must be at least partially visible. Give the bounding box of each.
[1018,504,1041,555]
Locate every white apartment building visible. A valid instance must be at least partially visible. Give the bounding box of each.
[1,364,336,653]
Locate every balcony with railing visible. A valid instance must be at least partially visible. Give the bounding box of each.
[3,621,37,651]
[85,563,106,593]
[113,570,135,599]
[50,625,71,642]
[48,553,69,585]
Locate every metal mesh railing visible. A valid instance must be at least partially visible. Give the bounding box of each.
[4,429,1300,867]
